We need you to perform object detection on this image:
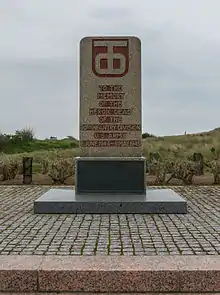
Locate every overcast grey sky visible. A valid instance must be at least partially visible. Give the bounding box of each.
[0,0,220,139]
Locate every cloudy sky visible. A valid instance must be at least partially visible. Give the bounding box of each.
[0,0,220,139]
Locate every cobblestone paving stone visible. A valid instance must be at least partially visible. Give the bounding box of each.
[0,185,220,256]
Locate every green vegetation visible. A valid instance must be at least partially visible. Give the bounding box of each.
[1,127,220,185]
[0,128,78,154]
[1,126,220,161]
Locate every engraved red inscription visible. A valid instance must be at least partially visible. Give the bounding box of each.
[81,83,140,149]
[97,92,125,100]
[98,101,122,108]
[99,85,123,92]
[89,108,132,116]
[81,140,141,147]
[81,124,141,132]
[94,132,127,139]
[98,116,123,123]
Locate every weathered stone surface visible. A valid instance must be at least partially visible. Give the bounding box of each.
[80,36,142,157]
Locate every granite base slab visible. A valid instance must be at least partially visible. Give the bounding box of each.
[34,188,187,214]
[1,256,219,293]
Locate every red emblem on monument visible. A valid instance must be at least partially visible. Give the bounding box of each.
[92,38,129,77]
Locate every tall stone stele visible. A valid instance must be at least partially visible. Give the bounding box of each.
[75,36,146,195]
[34,36,187,214]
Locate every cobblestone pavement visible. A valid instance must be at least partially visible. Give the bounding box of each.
[0,185,220,256]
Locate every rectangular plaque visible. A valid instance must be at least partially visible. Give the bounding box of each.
[75,157,146,194]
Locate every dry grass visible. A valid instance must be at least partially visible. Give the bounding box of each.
[0,173,214,186]
[1,127,220,161]
[142,128,220,160]
[1,128,220,185]
[0,148,81,161]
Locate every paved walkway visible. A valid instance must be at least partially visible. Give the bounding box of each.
[0,185,220,256]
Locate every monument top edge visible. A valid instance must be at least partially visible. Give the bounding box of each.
[75,157,146,161]
[80,36,141,43]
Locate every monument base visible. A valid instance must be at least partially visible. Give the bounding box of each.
[34,188,187,214]
[75,157,146,195]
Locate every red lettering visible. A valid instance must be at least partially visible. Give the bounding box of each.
[98,116,122,123]
[81,83,141,150]
[98,100,122,108]
[81,140,108,147]
[94,132,127,139]
[98,85,123,92]
[81,124,141,131]
[89,108,132,116]
[97,92,125,100]
[81,140,141,147]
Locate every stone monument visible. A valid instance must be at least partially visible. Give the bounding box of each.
[34,36,187,214]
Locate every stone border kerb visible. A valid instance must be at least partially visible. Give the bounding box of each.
[0,256,220,293]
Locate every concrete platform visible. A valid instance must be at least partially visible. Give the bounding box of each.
[34,188,187,214]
